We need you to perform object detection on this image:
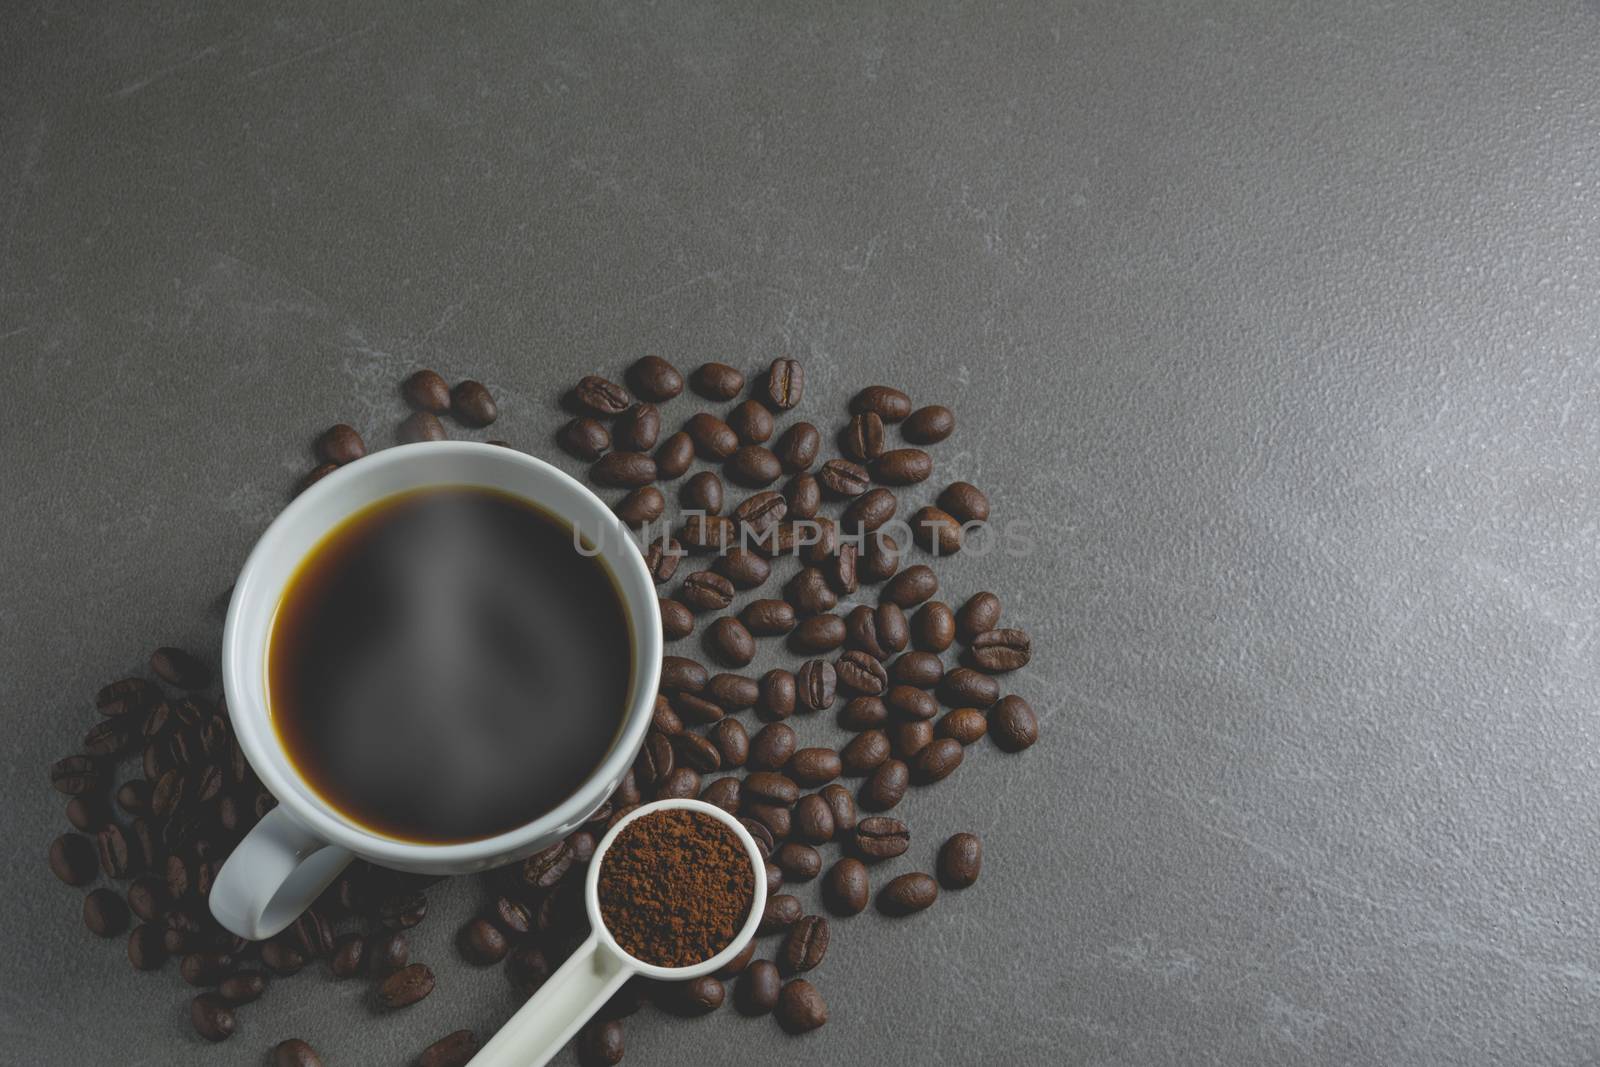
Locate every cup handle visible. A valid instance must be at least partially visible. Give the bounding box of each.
[209,805,353,940]
[469,932,633,1067]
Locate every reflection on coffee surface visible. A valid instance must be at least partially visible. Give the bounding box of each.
[268,486,632,843]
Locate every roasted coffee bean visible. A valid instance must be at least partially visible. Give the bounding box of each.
[379,963,436,1009]
[713,548,770,590]
[271,1038,324,1067]
[788,748,841,787]
[151,646,210,689]
[49,833,97,886]
[644,538,684,584]
[733,600,791,638]
[127,876,167,921]
[774,841,823,882]
[954,593,1002,644]
[840,411,885,462]
[726,445,783,487]
[573,375,632,416]
[939,666,1001,707]
[776,978,828,1033]
[842,487,897,533]
[825,543,858,597]
[819,783,857,833]
[791,794,835,844]
[190,993,235,1042]
[728,399,775,444]
[296,463,338,495]
[591,451,657,488]
[115,779,151,816]
[151,768,186,818]
[660,598,694,640]
[902,404,955,443]
[769,422,818,473]
[940,480,990,523]
[734,490,787,537]
[743,771,799,807]
[680,470,725,514]
[736,959,782,1015]
[823,857,871,917]
[523,840,575,890]
[657,766,702,799]
[783,568,836,617]
[506,945,550,994]
[680,571,735,612]
[913,737,964,783]
[850,385,912,422]
[50,754,101,796]
[567,829,597,863]
[965,628,1031,672]
[615,402,661,451]
[784,473,822,521]
[685,412,740,460]
[860,758,909,811]
[780,915,829,974]
[328,933,366,977]
[403,369,452,413]
[614,485,665,527]
[289,910,333,959]
[96,824,135,878]
[448,380,497,426]
[835,650,889,696]
[458,917,509,965]
[758,893,803,934]
[838,695,889,731]
[260,938,305,975]
[672,975,726,1016]
[882,564,938,608]
[654,431,694,478]
[854,816,911,861]
[791,614,846,655]
[661,655,709,692]
[650,695,683,736]
[794,659,837,712]
[756,670,797,722]
[84,888,129,937]
[912,505,964,555]
[673,693,724,727]
[748,722,797,770]
[859,530,901,583]
[613,770,642,809]
[673,731,723,774]
[748,801,791,840]
[215,970,266,1005]
[794,517,837,563]
[690,361,745,400]
[817,458,870,498]
[740,817,776,859]
[938,707,989,745]
[635,731,675,787]
[702,776,742,813]
[575,1020,623,1066]
[912,601,957,652]
[127,923,167,971]
[989,695,1040,751]
[194,764,224,804]
[707,672,760,711]
[82,718,133,759]
[559,417,612,461]
[937,832,983,889]
[399,411,447,443]
[839,730,891,776]
[878,872,939,916]
[376,889,430,929]
[762,357,803,410]
[886,685,938,722]
[709,719,750,768]
[180,949,236,986]
[97,677,157,718]
[627,355,685,401]
[679,513,736,552]
[891,651,945,688]
[844,603,906,660]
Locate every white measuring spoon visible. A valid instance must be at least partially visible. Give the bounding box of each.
[468,798,767,1067]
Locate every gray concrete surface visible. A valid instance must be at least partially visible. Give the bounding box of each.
[4,1,1600,1064]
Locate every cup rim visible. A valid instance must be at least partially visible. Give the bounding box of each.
[583,798,768,980]
[222,440,662,868]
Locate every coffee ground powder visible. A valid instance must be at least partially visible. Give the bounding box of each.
[597,809,755,967]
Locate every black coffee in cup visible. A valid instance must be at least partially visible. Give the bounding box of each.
[268,486,632,843]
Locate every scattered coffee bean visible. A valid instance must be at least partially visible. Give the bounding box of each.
[853,816,911,861]
[179,949,235,986]
[660,598,694,640]
[938,481,990,524]
[726,445,783,487]
[838,695,889,731]
[780,915,829,974]
[654,431,694,478]
[938,707,989,745]
[680,470,724,514]
[127,922,167,971]
[886,685,938,722]
[784,473,822,521]
[734,489,788,536]
[954,593,1001,644]
[673,731,722,774]
[822,857,870,916]
[678,513,735,552]
[506,945,550,995]
[711,719,750,767]
[399,411,447,443]
[573,375,632,416]
[736,959,782,1015]
[260,939,306,975]
[758,893,803,934]
[744,771,799,807]
[150,647,209,689]
[690,361,745,400]
[591,451,657,488]
[627,355,685,401]
[272,1039,324,1067]
[450,380,497,426]
[989,695,1040,751]
[911,505,964,555]
[673,975,726,1016]
[776,978,828,1033]
[615,485,665,527]
[819,783,857,833]
[965,628,1031,672]
[558,417,611,461]
[850,385,912,422]
[575,1019,623,1066]
[402,369,452,414]
[938,832,983,889]
[841,486,897,532]
[83,887,128,937]
[795,660,837,712]
[891,650,945,688]
[835,649,889,696]
[379,963,436,1009]
[707,672,760,711]
[329,932,366,977]
[791,795,835,843]
[189,993,236,1042]
[741,599,797,636]
[706,617,756,667]
[49,833,97,885]
[817,458,870,498]
[844,603,908,661]
[315,423,366,465]
[685,412,740,460]
[774,842,823,882]
[790,614,846,655]
[788,748,842,788]
[702,776,742,813]
[217,970,266,1004]
[784,568,837,617]
[614,403,661,452]
[840,411,885,462]
[65,795,106,832]
[297,463,338,494]
[878,872,939,916]
[939,666,1000,708]
[859,759,909,812]
[114,776,150,811]
[749,722,797,771]
[756,671,798,722]
[912,737,964,783]
[911,601,956,652]
[859,530,901,583]
[729,399,775,444]
[714,547,771,589]
[882,564,938,608]
[762,357,803,410]
[680,571,735,613]
[839,730,891,776]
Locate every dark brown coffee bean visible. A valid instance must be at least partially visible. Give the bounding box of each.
[817,458,870,498]
[771,480,817,530]
[767,421,818,472]
[673,731,723,775]
[615,403,660,451]
[522,840,575,890]
[841,487,897,533]
[913,737,964,783]
[894,718,933,760]
[650,697,682,744]
[702,776,742,813]
[190,993,235,1042]
[853,816,911,861]
[707,672,760,711]
[822,858,870,917]
[660,598,694,640]
[213,970,265,1005]
[953,593,1001,645]
[709,548,767,590]
[835,649,889,696]
[661,655,709,692]
[779,915,828,974]
[728,399,775,444]
[126,876,166,921]
[794,659,837,712]
[679,571,735,613]
[938,707,989,745]
[635,730,675,788]
[820,783,857,833]
[860,758,909,811]
[740,599,796,637]
[657,766,702,799]
[49,833,97,885]
[95,824,135,878]
[97,677,157,717]
[458,917,509,965]
[180,949,236,986]
[748,803,791,841]
[690,361,745,400]
[295,463,338,495]
[573,375,632,416]
[793,747,845,788]
[127,923,167,971]
[448,380,497,426]
[736,959,782,1015]
[938,480,991,528]
[791,794,835,843]
[150,768,186,818]
[314,424,366,465]
[911,601,957,652]
[704,721,748,770]
[744,770,799,807]
[256,937,303,975]
[850,385,912,422]
[575,1019,623,1066]
[612,488,663,531]
[114,779,151,816]
[965,628,1031,672]
[734,489,787,537]
[784,618,843,660]
[506,945,550,994]
[774,841,823,882]
[680,470,724,514]
[678,513,735,552]
[939,666,1000,708]
[671,975,725,1016]
[726,445,782,487]
[891,650,945,688]
[821,547,856,601]
[783,567,836,617]
[150,646,209,689]
[270,1038,324,1067]
[887,685,939,722]
[654,430,694,478]
[749,722,797,771]
[839,730,891,776]
[379,963,435,1009]
[685,412,740,460]
[628,355,684,401]
[776,978,828,1033]
[591,451,657,488]
[739,817,775,860]
[755,670,797,723]
[879,872,939,916]
[859,530,901,583]
[882,564,938,608]
[843,603,903,661]
[989,695,1040,751]
[643,538,685,584]
[902,404,955,444]
[758,893,803,934]
[840,411,885,462]
[399,411,447,443]
[761,357,803,410]
[84,887,129,937]
[559,417,611,461]
[402,369,451,413]
[913,505,964,555]
[838,695,889,731]
[936,832,983,890]
[324,932,366,978]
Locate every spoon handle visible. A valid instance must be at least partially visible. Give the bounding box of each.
[469,933,632,1067]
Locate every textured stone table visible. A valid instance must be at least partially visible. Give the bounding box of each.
[3,2,1599,1064]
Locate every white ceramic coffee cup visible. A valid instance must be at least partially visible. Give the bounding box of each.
[209,441,662,941]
